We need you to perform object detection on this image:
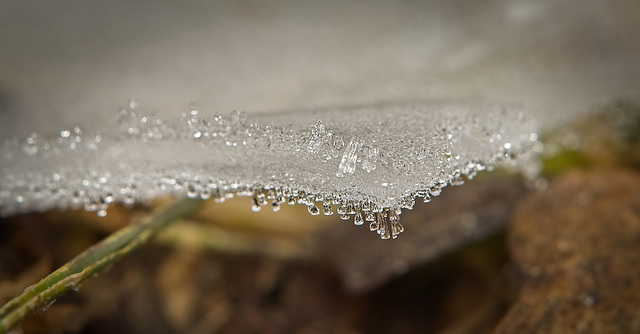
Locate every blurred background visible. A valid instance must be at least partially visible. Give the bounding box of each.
[1,0,639,136]
[1,0,640,333]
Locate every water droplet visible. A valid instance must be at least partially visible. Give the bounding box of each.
[308,204,320,215]
[123,195,136,206]
[103,193,115,204]
[380,228,391,240]
[354,211,364,225]
[322,202,333,215]
[257,192,267,206]
[365,212,376,222]
[444,152,452,161]
[22,133,39,155]
[186,184,198,198]
[200,188,212,200]
[400,197,415,210]
[266,189,276,200]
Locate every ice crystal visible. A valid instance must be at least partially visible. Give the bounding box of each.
[0,101,537,239]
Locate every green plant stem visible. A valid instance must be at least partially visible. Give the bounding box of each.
[0,197,204,333]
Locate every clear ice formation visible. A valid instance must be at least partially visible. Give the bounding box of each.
[0,101,537,239]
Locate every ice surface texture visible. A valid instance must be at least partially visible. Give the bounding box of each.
[0,101,537,239]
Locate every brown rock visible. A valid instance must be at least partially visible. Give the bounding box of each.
[495,169,640,334]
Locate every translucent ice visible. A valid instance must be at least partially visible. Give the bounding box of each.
[0,101,537,238]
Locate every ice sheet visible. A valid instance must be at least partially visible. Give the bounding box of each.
[0,101,537,238]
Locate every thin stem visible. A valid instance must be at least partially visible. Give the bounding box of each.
[0,197,204,334]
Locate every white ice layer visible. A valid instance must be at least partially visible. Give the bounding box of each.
[0,101,537,239]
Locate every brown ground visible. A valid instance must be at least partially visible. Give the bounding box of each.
[1,175,523,334]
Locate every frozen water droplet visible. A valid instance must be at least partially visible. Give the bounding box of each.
[257,192,267,206]
[445,152,452,161]
[288,196,297,205]
[123,195,136,206]
[272,201,280,212]
[186,184,198,198]
[266,189,276,200]
[322,202,333,215]
[394,222,405,235]
[365,211,376,222]
[103,193,115,204]
[380,229,391,240]
[22,133,39,155]
[400,197,415,210]
[354,211,364,225]
[308,204,320,215]
[200,188,212,200]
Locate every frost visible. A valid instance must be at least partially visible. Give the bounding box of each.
[0,101,537,239]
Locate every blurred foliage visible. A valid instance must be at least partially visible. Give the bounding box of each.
[541,100,640,176]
